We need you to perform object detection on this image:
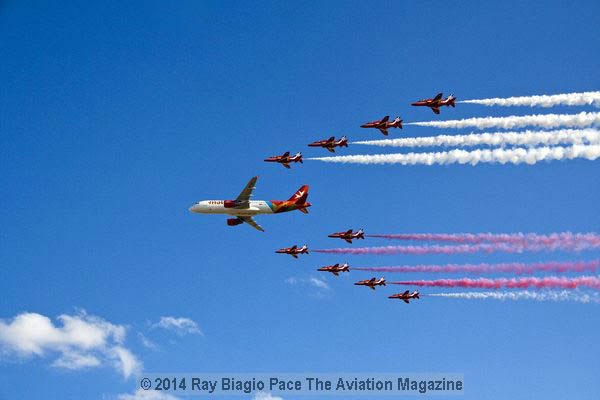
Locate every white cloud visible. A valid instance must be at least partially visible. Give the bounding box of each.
[117,389,180,400]
[138,332,158,350]
[0,310,141,378]
[253,392,284,400]
[286,276,330,290]
[284,277,298,285]
[152,317,202,336]
[309,277,329,290]
[110,346,142,378]
[285,276,331,299]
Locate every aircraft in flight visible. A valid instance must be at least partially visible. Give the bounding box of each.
[264,152,303,169]
[360,116,402,135]
[276,244,309,258]
[411,93,456,114]
[189,176,311,232]
[318,263,350,276]
[328,228,364,243]
[388,290,420,303]
[308,136,348,153]
[354,277,386,290]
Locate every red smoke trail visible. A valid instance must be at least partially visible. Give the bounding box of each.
[313,241,600,255]
[391,276,600,290]
[353,260,600,274]
[365,232,600,247]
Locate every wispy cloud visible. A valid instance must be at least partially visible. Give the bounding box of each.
[286,276,331,299]
[152,317,203,336]
[0,310,141,379]
[137,332,158,350]
[286,276,330,290]
[117,389,180,399]
[309,277,330,290]
[253,392,284,400]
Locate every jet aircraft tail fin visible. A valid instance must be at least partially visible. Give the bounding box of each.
[288,185,309,204]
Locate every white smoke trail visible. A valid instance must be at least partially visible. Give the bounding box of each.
[461,91,600,108]
[429,290,600,304]
[308,144,600,166]
[353,129,600,148]
[406,111,600,130]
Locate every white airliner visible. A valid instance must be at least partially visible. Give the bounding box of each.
[189,176,311,232]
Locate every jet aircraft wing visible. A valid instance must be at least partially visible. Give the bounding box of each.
[239,216,265,232]
[282,163,291,169]
[432,107,440,115]
[378,128,388,135]
[326,147,335,153]
[403,299,410,304]
[332,271,339,276]
[433,93,443,101]
[235,176,258,207]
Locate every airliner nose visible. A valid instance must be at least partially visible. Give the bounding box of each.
[189,204,199,213]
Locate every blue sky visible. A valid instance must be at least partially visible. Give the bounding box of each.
[1,1,600,399]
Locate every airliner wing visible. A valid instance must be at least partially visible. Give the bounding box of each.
[239,216,264,232]
[235,176,258,207]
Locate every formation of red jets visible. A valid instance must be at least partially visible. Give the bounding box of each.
[263,93,457,168]
[275,228,421,303]
[268,93,457,302]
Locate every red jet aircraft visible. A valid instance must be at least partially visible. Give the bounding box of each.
[308,136,348,153]
[328,228,364,244]
[276,244,309,258]
[264,152,303,169]
[411,93,456,114]
[388,290,420,303]
[318,263,350,276]
[360,116,403,136]
[354,277,386,290]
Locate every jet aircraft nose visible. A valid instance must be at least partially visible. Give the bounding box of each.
[189,204,201,213]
